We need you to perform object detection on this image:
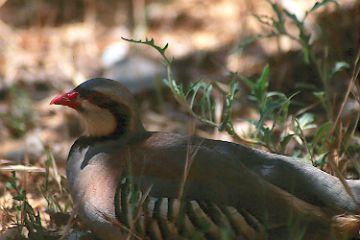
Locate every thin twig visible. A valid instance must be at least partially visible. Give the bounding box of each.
[327,49,360,209]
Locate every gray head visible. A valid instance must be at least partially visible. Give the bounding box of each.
[51,78,144,137]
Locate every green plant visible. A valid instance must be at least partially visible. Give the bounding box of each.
[121,37,315,157]
[237,0,360,183]
[0,85,34,138]
[5,171,46,239]
[1,146,71,239]
[123,37,331,159]
[122,37,247,144]
[240,65,296,152]
[122,0,359,169]
[40,147,71,214]
[241,0,350,121]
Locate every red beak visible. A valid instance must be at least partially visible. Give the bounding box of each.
[50,91,80,109]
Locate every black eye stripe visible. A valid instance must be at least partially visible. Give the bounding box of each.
[75,88,108,106]
[88,94,105,104]
[92,95,102,102]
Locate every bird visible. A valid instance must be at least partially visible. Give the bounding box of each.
[51,78,360,240]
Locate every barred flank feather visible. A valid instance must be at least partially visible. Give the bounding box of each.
[114,177,259,240]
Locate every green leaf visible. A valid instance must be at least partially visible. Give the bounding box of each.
[243,118,260,127]
[255,65,270,104]
[5,181,17,190]
[188,81,204,109]
[314,121,332,143]
[221,81,240,129]
[270,2,286,34]
[241,65,270,107]
[297,113,317,130]
[313,91,325,98]
[331,61,350,77]
[307,0,338,16]
[122,37,172,64]
[263,128,276,150]
[242,77,255,90]
[313,91,329,110]
[283,9,301,25]
[280,134,295,153]
[282,8,313,64]
[302,45,311,64]
[314,153,328,168]
[266,91,287,98]
[13,193,25,201]
[257,100,282,129]
[201,84,214,121]
[258,64,270,87]
[237,34,270,50]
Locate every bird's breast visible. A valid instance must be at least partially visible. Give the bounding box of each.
[66,146,123,230]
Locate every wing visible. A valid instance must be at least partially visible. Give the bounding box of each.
[114,133,337,237]
[132,132,358,212]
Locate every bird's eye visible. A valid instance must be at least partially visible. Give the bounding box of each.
[88,93,104,104]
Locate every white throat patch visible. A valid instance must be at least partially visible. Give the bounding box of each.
[79,101,117,137]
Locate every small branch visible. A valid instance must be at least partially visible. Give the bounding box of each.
[121,37,172,65]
